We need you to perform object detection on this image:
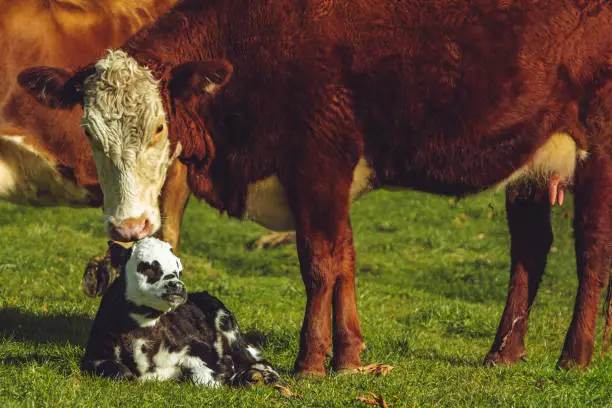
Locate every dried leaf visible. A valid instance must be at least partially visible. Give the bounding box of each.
[357,392,389,408]
[274,384,303,399]
[347,363,393,376]
[248,231,296,250]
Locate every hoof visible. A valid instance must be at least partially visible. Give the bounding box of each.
[295,368,326,379]
[556,357,588,371]
[483,347,525,367]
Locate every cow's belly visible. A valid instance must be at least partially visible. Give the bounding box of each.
[243,158,375,231]
[244,132,585,231]
[0,134,93,206]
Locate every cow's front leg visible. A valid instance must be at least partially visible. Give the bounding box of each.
[293,216,363,376]
[285,164,362,376]
[485,188,552,366]
[558,84,612,369]
[156,158,191,249]
[331,219,365,372]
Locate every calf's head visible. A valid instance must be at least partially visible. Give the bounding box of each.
[19,50,232,241]
[109,237,186,312]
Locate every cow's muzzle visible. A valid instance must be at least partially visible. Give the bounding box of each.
[108,213,154,242]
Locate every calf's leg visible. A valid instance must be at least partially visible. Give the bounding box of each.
[485,188,552,365]
[558,84,612,369]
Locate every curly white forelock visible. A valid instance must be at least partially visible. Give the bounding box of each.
[82,50,165,163]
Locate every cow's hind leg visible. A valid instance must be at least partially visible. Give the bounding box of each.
[558,83,612,370]
[484,188,552,366]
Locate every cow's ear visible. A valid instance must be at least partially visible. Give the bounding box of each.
[169,60,233,101]
[18,66,90,109]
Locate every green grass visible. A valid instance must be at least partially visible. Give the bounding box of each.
[1,190,611,407]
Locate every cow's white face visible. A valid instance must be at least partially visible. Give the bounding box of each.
[18,50,233,242]
[81,50,179,241]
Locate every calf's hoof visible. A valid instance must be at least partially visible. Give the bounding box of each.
[82,252,120,297]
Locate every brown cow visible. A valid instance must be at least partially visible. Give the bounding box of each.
[0,0,184,294]
[19,0,612,376]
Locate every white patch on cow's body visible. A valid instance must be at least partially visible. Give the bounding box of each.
[213,310,228,358]
[497,132,587,190]
[246,345,263,361]
[0,135,91,206]
[129,312,160,327]
[132,338,151,375]
[136,343,189,381]
[224,329,238,345]
[243,158,374,230]
[114,346,121,360]
[81,50,180,234]
[181,356,218,386]
[124,237,184,312]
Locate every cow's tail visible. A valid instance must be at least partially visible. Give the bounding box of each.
[601,271,612,356]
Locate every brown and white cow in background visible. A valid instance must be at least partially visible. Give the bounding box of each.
[0,0,185,294]
[19,0,612,376]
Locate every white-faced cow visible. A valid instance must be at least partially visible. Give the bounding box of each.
[19,0,612,375]
[0,0,184,295]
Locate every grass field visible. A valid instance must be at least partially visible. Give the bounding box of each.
[1,189,611,407]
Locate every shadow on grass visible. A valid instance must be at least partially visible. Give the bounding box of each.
[0,307,92,346]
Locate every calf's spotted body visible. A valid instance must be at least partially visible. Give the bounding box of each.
[82,238,279,385]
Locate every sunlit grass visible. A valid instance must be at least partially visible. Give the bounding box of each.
[1,190,610,407]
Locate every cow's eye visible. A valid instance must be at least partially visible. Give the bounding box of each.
[149,124,164,147]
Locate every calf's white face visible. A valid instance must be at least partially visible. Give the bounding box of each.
[80,50,178,240]
[124,237,186,313]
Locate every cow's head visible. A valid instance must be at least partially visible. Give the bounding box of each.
[19,50,232,241]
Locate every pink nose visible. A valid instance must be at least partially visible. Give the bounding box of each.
[108,214,153,242]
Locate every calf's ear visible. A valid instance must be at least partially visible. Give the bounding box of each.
[107,241,134,268]
[169,59,233,101]
[18,66,91,109]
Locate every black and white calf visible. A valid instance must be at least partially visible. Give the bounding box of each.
[81,237,279,386]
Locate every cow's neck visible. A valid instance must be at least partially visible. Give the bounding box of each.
[123,1,228,71]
